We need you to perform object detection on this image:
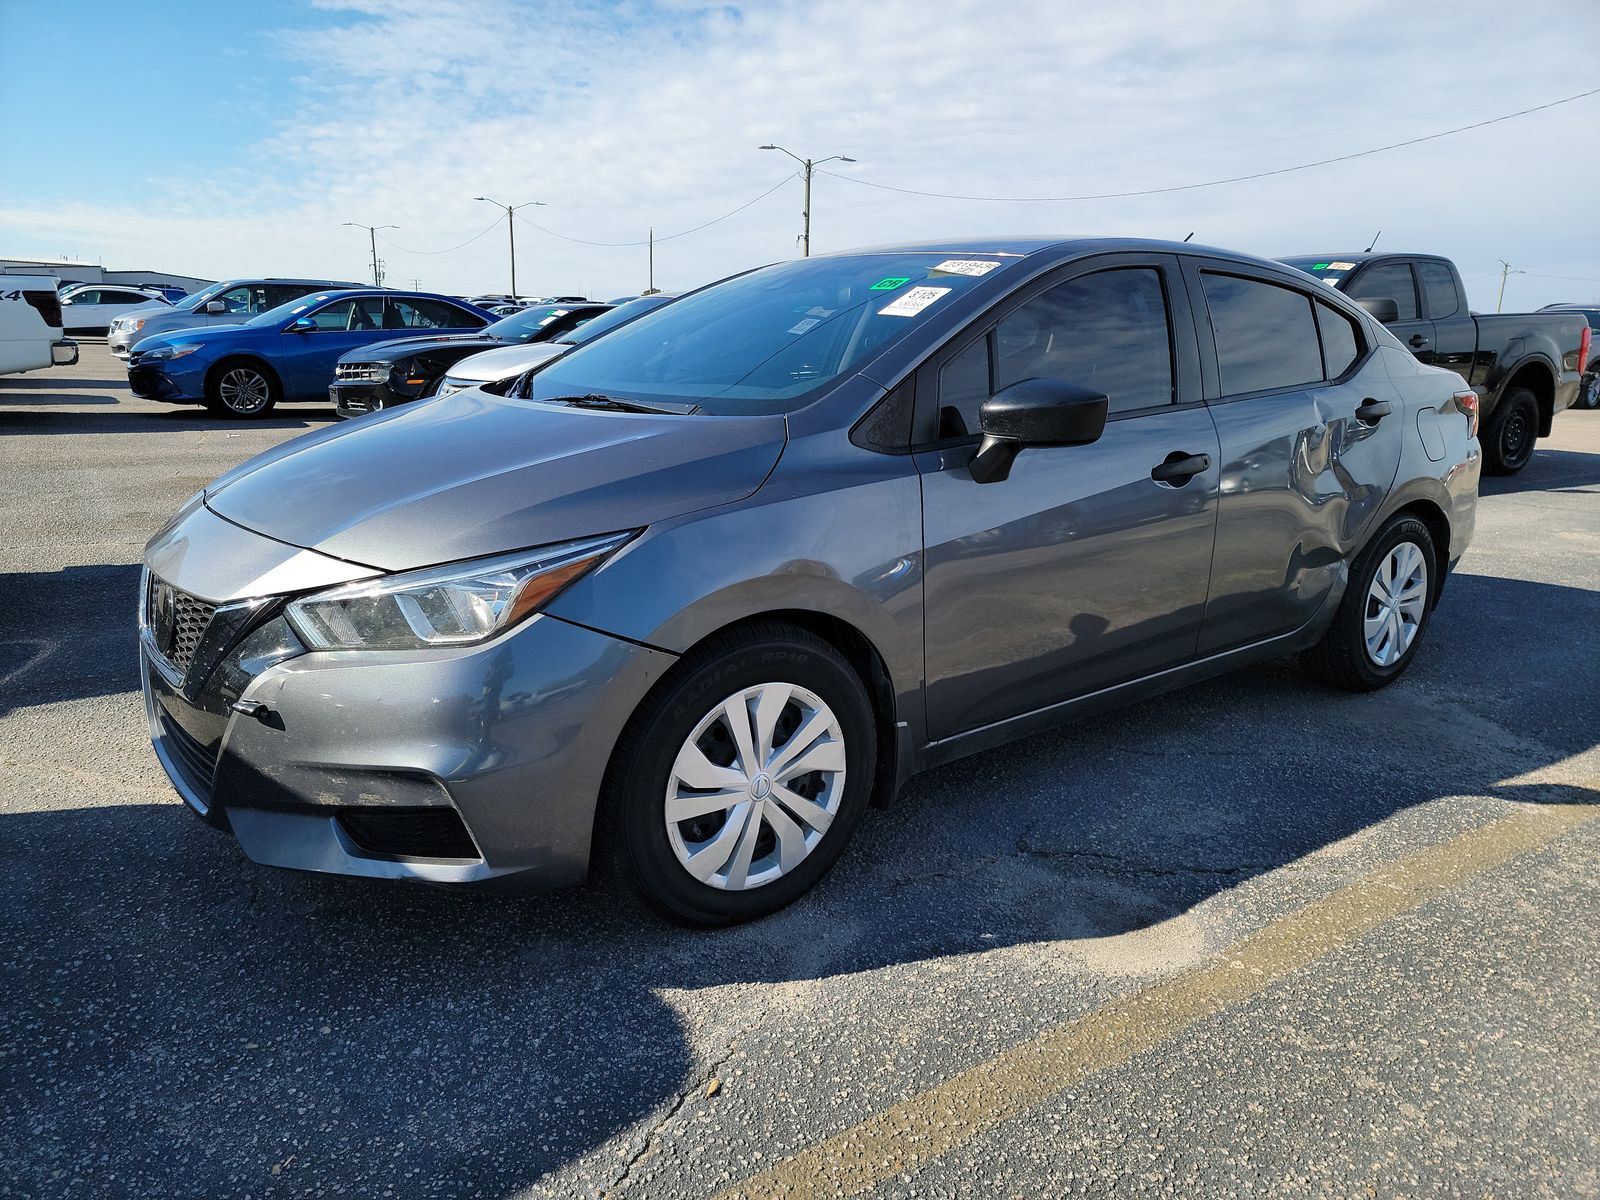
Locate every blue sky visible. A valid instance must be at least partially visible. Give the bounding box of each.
[2,0,1598,308]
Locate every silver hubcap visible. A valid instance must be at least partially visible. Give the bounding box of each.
[219,368,269,413]
[1364,541,1427,667]
[664,683,847,891]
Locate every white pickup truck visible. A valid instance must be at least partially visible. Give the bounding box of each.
[0,275,79,376]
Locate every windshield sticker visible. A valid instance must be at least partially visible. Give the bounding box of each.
[787,317,822,335]
[931,259,1001,277]
[538,315,559,326]
[870,277,911,291]
[1321,276,1343,286]
[879,286,951,318]
[1311,263,1330,271]
[807,306,835,317]
[1328,261,1357,270]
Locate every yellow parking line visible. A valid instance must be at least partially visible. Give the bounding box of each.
[718,804,1599,1200]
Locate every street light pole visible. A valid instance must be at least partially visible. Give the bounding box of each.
[474,196,546,299]
[758,145,855,256]
[342,221,397,286]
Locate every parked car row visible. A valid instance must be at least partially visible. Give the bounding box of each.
[142,234,1495,923]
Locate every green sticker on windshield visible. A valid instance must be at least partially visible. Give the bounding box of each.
[1312,263,1330,271]
[871,276,910,291]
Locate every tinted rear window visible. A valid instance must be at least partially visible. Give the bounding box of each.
[1346,263,1419,322]
[1201,273,1323,396]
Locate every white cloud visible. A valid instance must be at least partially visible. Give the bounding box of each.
[4,0,1598,308]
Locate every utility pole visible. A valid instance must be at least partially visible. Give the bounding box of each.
[342,222,396,287]
[474,196,545,299]
[1495,259,1524,313]
[758,145,855,256]
[647,227,655,295]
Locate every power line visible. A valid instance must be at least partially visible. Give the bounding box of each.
[376,217,507,255]
[815,87,1600,204]
[516,173,797,247]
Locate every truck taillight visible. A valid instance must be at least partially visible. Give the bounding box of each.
[22,290,62,329]
[1453,389,1480,439]
[1579,325,1593,372]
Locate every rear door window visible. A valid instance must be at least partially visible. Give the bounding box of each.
[1314,302,1363,378]
[1416,261,1460,319]
[1347,263,1419,321]
[1201,273,1323,396]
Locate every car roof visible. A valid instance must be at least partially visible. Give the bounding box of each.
[819,236,1318,278]
[1279,252,1452,265]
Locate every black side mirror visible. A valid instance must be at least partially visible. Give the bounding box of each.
[1356,297,1399,324]
[969,378,1109,484]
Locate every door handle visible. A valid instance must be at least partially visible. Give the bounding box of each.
[1150,452,1211,485]
[1355,397,1393,425]
[1409,334,1431,348]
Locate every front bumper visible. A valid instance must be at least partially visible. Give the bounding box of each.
[140,509,677,889]
[329,380,405,419]
[128,359,204,403]
[51,338,78,367]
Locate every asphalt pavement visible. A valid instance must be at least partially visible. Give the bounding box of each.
[3,345,1597,1198]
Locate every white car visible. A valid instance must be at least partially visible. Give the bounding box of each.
[58,284,172,335]
[435,293,678,396]
[1,276,78,375]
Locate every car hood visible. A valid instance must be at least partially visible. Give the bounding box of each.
[113,300,173,320]
[203,388,788,572]
[448,340,570,382]
[132,323,251,353]
[341,333,506,363]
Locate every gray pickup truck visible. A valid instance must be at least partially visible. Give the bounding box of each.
[1282,253,1590,474]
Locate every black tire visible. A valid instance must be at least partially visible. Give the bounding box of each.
[1481,386,1539,475]
[204,358,280,418]
[599,622,876,926]
[1302,515,1438,692]
[1578,373,1600,411]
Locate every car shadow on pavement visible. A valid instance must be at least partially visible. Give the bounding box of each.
[2,571,1597,1196]
[0,406,338,435]
[0,564,144,716]
[1480,444,1600,497]
[0,376,131,392]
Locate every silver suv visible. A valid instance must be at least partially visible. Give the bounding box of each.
[109,278,363,358]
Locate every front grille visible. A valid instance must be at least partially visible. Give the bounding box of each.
[337,808,480,861]
[157,707,218,799]
[336,362,385,382]
[147,575,217,675]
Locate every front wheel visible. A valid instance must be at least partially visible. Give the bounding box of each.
[600,623,877,926]
[205,359,279,418]
[1578,373,1600,411]
[1481,386,1539,475]
[1302,515,1438,692]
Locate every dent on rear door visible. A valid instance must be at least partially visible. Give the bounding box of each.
[1198,362,1404,656]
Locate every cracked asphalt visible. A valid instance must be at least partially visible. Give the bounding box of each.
[3,346,1598,1199]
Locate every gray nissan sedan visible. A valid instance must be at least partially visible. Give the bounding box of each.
[141,238,1480,924]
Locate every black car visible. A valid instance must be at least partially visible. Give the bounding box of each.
[329,302,612,418]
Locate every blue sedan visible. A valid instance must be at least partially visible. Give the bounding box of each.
[126,290,493,417]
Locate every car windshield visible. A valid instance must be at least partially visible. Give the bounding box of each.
[244,292,344,328]
[483,306,592,344]
[175,281,231,311]
[529,254,1011,413]
[1280,257,1362,288]
[558,296,674,345]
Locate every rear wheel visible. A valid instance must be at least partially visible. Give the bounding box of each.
[600,623,876,926]
[1302,515,1437,692]
[1578,372,1600,411]
[205,359,279,418]
[1481,386,1539,475]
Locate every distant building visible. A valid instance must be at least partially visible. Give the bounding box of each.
[0,257,213,294]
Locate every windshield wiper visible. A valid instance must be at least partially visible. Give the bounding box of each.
[543,393,700,415]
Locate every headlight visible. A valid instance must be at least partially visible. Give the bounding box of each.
[139,343,203,362]
[435,377,470,396]
[283,533,633,651]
